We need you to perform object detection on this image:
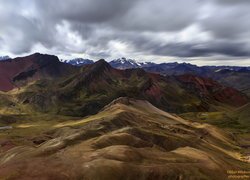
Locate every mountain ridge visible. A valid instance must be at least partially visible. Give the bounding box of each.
[0,55,246,117]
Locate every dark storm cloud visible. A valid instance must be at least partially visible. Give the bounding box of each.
[0,0,59,53]
[120,31,250,58]
[36,0,136,23]
[200,2,250,40]
[150,41,250,57]
[213,0,250,5]
[111,0,201,32]
[0,0,250,63]
[34,0,201,32]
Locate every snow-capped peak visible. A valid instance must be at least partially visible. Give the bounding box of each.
[64,58,94,66]
[109,57,155,69]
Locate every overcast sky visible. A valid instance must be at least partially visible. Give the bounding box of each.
[0,0,250,65]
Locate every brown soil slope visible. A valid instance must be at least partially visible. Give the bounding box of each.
[0,98,248,179]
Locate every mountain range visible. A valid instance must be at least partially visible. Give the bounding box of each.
[0,53,248,115]
[66,57,250,96]
[66,56,250,72]
[0,53,249,179]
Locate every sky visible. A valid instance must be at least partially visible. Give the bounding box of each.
[0,0,250,66]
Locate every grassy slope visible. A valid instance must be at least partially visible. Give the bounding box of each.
[215,72,250,97]
[180,103,250,159]
[180,103,250,132]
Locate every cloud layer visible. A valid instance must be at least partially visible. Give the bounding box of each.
[0,0,250,65]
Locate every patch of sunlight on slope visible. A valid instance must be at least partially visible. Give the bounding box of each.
[53,99,184,128]
[173,147,220,170]
[136,100,245,159]
[54,108,125,128]
[16,124,38,128]
[118,99,190,125]
[209,143,250,163]
[192,123,235,146]
[185,123,249,163]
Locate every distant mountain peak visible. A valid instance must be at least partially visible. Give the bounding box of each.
[110,57,155,69]
[0,55,11,61]
[115,57,138,64]
[65,58,94,66]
